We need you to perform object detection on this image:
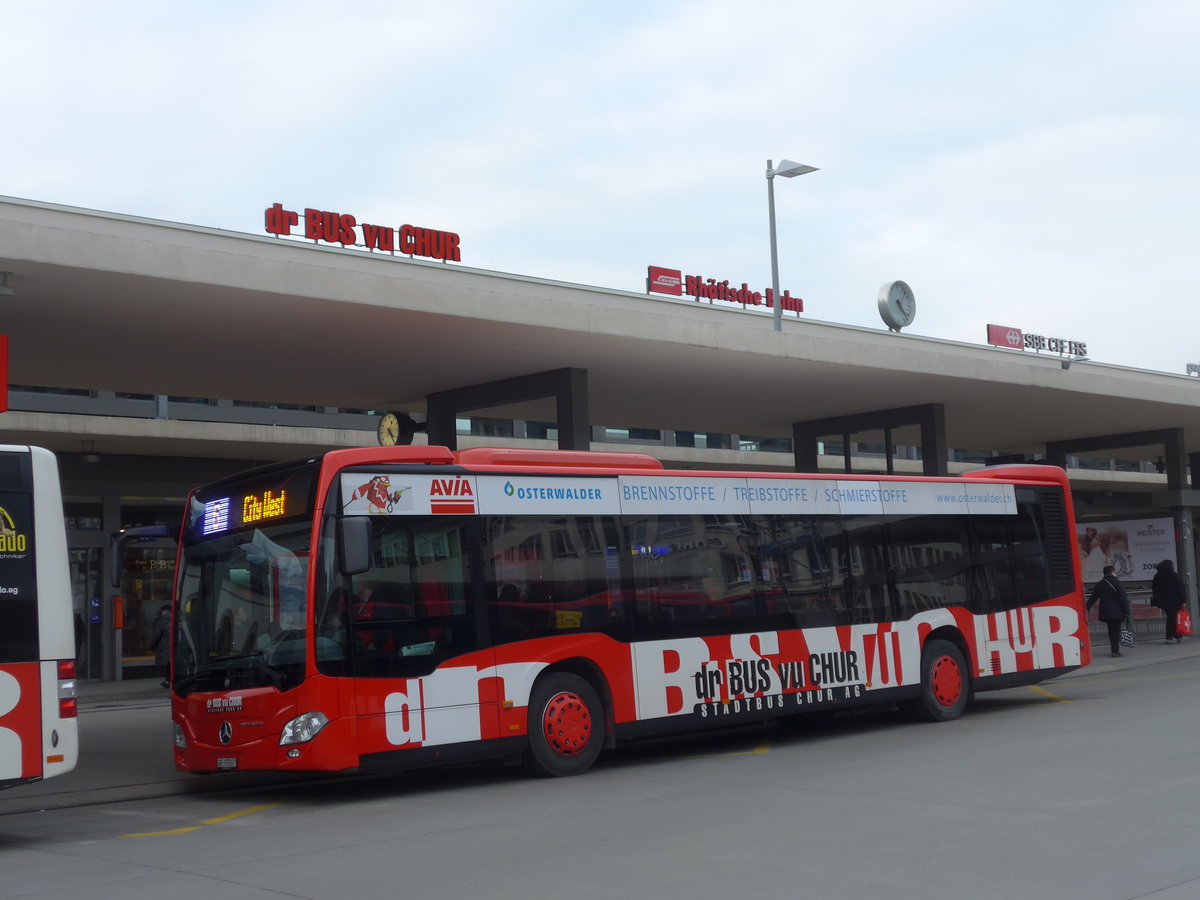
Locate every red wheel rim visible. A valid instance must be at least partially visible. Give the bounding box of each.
[930,654,963,707]
[541,691,592,757]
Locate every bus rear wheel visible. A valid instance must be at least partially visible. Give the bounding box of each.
[523,673,604,777]
[905,639,970,722]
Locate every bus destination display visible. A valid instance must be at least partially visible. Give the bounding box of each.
[195,470,313,537]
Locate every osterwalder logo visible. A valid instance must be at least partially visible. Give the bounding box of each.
[504,482,515,497]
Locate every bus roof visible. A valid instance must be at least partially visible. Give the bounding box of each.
[317,446,1070,488]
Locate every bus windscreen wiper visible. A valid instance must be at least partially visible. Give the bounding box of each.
[174,653,287,693]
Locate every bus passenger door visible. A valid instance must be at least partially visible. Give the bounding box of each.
[344,517,496,757]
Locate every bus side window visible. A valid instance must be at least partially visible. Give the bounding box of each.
[885,514,968,618]
[755,516,838,631]
[1009,501,1052,606]
[625,515,760,641]
[969,516,1017,614]
[829,518,889,626]
[486,516,628,643]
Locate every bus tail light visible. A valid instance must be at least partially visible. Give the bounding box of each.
[279,711,330,746]
[57,660,78,719]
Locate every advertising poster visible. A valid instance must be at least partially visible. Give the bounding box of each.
[1077,517,1175,582]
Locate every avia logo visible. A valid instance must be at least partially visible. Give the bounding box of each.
[429,477,477,514]
[504,482,515,497]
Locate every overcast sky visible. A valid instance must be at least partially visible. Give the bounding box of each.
[4,1,1197,374]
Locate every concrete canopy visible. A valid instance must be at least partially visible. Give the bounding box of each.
[3,195,1199,466]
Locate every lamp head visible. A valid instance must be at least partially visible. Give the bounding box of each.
[769,159,818,179]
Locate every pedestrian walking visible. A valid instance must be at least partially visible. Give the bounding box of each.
[1088,565,1132,657]
[149,604,171,687]
[1151,559,1186,643]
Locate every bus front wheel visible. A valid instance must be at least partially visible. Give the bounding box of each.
[523,673,604,777]
[904,639,970,722]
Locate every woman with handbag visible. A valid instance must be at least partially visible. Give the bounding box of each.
[1151,559,1186,643]
[1088,565,1132,657]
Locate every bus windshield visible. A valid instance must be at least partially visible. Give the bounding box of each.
[175,520,310,693]
[174,464,317,694]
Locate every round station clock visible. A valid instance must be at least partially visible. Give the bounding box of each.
[376,412,402,446]
[877,280,916,332]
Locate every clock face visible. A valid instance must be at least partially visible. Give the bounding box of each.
[894,283,914,322]
[878,280,916,330]
[377,412,401,446]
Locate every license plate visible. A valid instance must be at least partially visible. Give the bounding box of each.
[217,757,238,770]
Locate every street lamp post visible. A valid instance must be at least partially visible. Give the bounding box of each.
[766,159,818,331]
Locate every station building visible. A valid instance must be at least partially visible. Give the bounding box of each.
[3,195,1200,680]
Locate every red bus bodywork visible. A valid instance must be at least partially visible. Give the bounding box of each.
[171,447,1088,777]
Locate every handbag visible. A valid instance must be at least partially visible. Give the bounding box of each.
[1120,625,1136,648]
[1176,609,1193,637]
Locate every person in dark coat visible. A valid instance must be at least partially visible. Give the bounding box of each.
[149,604,171,687]
[1088,565,1132,657]
[1151,559,1186,643]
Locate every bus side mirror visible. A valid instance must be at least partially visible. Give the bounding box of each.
[338,517,372,576]
[110,525,174,588]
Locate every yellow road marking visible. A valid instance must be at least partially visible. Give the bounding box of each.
[121,826,202,838]
[122,802,280,839]
[1026,685,1070,704]
[203,802,280,825]
[672,740,772,760]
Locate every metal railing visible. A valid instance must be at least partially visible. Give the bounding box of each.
[1088,587,1168,639]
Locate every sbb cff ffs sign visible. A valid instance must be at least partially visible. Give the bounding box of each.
[987,324,1024,349]
[987,324,1087,358]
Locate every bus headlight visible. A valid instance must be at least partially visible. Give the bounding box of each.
[279,712,330,746]
[173,721,188,749]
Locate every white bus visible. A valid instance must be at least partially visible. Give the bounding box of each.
[0,445,79,789]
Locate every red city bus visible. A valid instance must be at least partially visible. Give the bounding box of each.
[0,445,79,790]
[168,446,1088,777]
